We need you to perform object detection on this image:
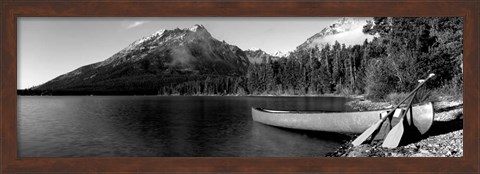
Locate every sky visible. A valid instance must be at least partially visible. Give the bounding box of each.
[18,17,368,89]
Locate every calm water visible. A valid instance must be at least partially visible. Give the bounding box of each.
[18,96,352,157]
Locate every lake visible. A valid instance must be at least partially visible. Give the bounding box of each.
[18,96,352,157]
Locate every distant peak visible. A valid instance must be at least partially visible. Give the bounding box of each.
[248,47,262,51]
[297,17,373,51]
[331,17,363,28]
[337,17,356,22]
[189,24,206,32]
[271,51,291,57]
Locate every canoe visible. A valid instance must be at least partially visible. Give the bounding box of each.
[251,102,434,134]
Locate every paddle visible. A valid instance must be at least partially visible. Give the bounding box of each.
[351,73,435,146]
[381,94,415,148]
[351,111,390,146]
[382,73,436,148]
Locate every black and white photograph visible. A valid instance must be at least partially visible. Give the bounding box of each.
[17,17,463,157]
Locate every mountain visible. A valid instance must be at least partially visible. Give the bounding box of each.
[272,51,290,58]
[296,17,374,51]
[35,24,250,94]
[244,48,282,64]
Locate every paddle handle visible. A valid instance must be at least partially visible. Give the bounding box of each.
[386,73,435,116]
[397,93,416,121]
[351,73,434,147]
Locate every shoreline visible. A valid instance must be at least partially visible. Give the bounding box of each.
[327,99,463,157]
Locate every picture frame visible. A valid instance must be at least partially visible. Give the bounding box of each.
[1,0,478,173]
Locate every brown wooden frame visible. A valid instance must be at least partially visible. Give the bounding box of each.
[1,0,478,173]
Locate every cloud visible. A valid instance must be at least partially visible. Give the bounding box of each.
[126,21,148,29]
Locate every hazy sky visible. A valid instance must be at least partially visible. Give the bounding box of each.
[18,17,364,89]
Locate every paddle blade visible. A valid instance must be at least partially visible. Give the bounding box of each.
[352,118,385,146]
[382,118,405,148]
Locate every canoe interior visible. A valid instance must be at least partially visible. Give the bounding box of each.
[252,102,434,134]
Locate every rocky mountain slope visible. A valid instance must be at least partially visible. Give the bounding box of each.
[35,25,249,93]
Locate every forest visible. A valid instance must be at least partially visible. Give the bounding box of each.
[158,17,463,100]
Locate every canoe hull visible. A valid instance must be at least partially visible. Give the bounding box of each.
[252,102,434,134]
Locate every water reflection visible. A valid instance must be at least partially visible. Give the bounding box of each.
[18,96,351,157]
[248,122,350,157]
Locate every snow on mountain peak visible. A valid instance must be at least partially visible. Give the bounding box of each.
[154,29,166,36]
[272,51,290,57]
[127,24,209,49]
[128,29,165,47]
[189,24,205,32]
[297,17,374,50]
[245,48,290,58]
[319,17,365,37]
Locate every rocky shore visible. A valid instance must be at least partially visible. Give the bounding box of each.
[326,99,463,157]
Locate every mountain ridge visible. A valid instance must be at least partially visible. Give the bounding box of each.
[244,48,284,64]
[35,24,249,93]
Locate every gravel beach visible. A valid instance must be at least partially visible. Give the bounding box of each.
[326,99,463,157]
